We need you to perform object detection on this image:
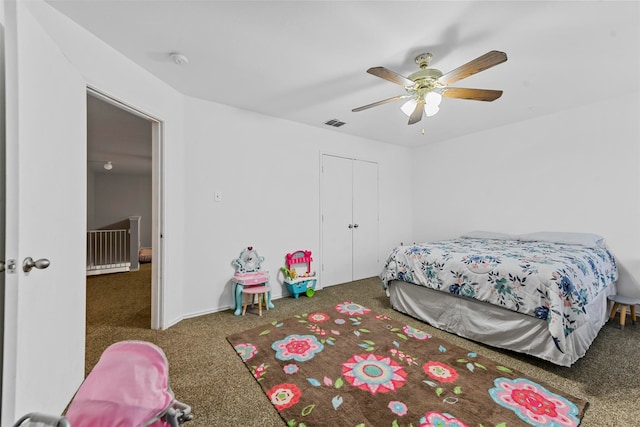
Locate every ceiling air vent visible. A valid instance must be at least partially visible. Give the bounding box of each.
[324,119,346,128]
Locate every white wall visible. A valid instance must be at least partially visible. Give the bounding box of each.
[89,172,153,247]
[26,1,414,326]
[27,0,187,326]
[411,92,640,296]
[181,97,413,317]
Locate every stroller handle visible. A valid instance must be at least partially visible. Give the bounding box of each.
[13,413,70,427]
[165,400,193,427]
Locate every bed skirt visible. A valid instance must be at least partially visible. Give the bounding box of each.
[388,279,612,367]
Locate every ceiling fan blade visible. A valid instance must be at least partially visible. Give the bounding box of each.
[438,50,507,86]
[442,87,503,102]
[367,67,415,87]
[352,95,411,112]
[408,101,425,125]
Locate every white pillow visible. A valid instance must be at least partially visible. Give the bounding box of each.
[518,232,606,248]
[460,231,518,240]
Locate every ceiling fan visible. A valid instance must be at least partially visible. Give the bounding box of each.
[352,50,507,125]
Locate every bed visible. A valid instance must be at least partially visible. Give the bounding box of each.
[379,232,618,367]
[139,247,152,263]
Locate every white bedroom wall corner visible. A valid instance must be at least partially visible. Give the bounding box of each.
[180,97,412,314]
[24,0,190,330]
[410,93,640,278]
[180,98,327,314]
[615,260,640,298]
[603,92,640,297]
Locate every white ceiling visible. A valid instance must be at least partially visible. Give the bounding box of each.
[51,0,639,155]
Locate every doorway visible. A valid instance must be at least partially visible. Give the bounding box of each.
[86,89,163,330]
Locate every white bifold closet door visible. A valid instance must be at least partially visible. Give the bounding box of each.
[321,154,379,287]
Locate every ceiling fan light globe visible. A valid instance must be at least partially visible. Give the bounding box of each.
[425,105,439,117]
[400,99,418,117]
[426,91,442,106]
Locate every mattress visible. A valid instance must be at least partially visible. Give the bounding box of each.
[380,233,618,366]
[388,279,611,366]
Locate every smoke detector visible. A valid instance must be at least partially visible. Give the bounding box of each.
[170,52,189,65]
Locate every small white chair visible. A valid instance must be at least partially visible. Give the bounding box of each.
[608,294,640,330]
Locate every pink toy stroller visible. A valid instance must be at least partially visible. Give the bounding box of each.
[64,341,192,427]
[13,413,70,427]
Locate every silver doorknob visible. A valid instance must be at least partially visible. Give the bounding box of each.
[348,224,353,229]
[353,224,359,228]
[23,257,51,273]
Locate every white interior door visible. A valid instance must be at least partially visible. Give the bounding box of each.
[321,155,353,287]
[2,2,86,423]
[321,155,379,287]
[352,160,379,280]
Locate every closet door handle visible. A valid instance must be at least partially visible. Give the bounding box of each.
[353,224,359,228]
[348,224,353,229]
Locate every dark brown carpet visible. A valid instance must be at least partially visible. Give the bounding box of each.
[85,265,640,426]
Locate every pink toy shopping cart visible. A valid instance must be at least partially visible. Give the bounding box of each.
[65,341,192,427]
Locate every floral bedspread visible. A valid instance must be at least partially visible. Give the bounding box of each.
[380,237,618,353]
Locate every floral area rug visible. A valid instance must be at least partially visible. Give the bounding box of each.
[226,301,588,427]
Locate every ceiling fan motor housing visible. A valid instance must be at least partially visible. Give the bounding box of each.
[408,53,443,91]
[408,68,443,83]
[407,68,444,95]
